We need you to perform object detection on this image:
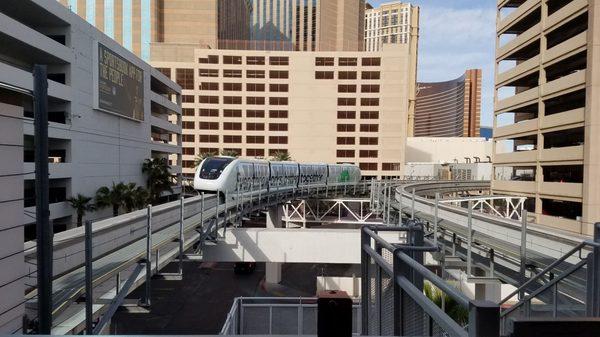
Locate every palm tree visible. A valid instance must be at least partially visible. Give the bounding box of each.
[424,282,469,326]
[270,151,292,161]
[67,194,96,227]
[142,158,173,204]
[194,152,216,168]
[95,182,129,217]
[122,183,150,213]
[220,150,240,157]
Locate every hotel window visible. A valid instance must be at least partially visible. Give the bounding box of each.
[390,35,398,43]
[247,136,265,144]
[182,160,195,168]
[338,85,357,93]
[182,95,195,103]
[182,121,195,129]
[199,147,219,155]
[361,84,380,93]
[247,70,265,78]
[337,137,355,145]
[337,98,356,106]
[199,96,219,104]
[337,150,355,158]
[199,122,219,130]
[200,135,219,143]
[247,56,265,65]
[269,123,288,131]
[361,98,380,106]
[182,148,195,155]
[362,71,381,80]
[270,97,288,105]
[247,110,265,118]
[223,109,242,117]
[223,83,242,91]
[337,111,356,119]
[247,123,265,131]
[247,96,265,105]
[315,71,334,79]
[223,135,242,143]
[224,69,243,78]
[223,55,242,64]
[223,148,242,156]
[223,122,242,130]
[382,163,402,171]
[200,82,219,91]
[247,83,266,92]
[360,150,378,158]
[269,110,288,118]
[224,96,242,104]
[360,124,379,132]
[315,57,334,66]
[246,149,265,157]
[270,56,289,65]
[175,68,194,89]
[339,57,358,66]
[198,55,218,64]
[361,111,379,119]
[156,68,171,78]
[269,149,288,156]
[339,71,357,80]
[360,163,378,170]
[362,57,381,66]
[199,108,219,117]
[182,108,195,116]
[199,69,218,77]
[270,84,289,92]
[182,134,195,142]
[337,124,356,132]
[270,70,289,79]
[269,136,288,144]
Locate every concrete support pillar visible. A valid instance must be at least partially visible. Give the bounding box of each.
[474,282,501,303]
[266,205,284,229]
[266,262,282,284]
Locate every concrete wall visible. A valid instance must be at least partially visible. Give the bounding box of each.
[406,137,493,164]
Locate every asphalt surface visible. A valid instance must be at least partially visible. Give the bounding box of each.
[111,261,359,334]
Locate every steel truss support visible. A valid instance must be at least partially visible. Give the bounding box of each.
[440,196,527,220]
[282,198,381,226]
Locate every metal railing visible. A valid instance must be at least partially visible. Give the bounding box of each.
[220,297,361,335]
[361,224,499,337]
[499,223,600,335]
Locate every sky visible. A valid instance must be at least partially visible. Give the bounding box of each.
[368,0,497,127]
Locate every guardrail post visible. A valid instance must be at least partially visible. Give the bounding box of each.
[375,242,382,335]
[469,300,500,337]
[588,223,600,316]
[360,227,369,336]
[467,200,473,278]
[143,205,152,307]
[519,209,528,299]
[434,192,439,246]
[386,187,392,224]
[411,188,416,219]
[200,192,205,229]
[178,196,184,275]
[85,220,93,335]
[224,191,229,237]
[392,248,403,336]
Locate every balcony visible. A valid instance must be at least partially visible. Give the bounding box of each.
[150,91,181,115]
[494,150,537,164]
[492,179,536,194]
[545,0,588,32]
[541,107,584,129]
[497,0,540,34]
[495,118,538,138]
[544,32,587,65]
[540,182,582,198]
[497,23,541,61]
[150,115,180,134]
[496,86,538,111]
[542,70,585,98]
[496,54,540,87]
[540,145,583,162]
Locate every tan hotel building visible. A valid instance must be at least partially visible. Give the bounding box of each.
[154,44,417,179]
[493,0,600,235]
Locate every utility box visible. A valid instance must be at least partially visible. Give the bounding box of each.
[317,290,352,337]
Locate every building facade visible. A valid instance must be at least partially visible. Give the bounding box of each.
[364,1,417,52]
[414,69,482,137]
[153,44,416,179]
[493,0,597,235]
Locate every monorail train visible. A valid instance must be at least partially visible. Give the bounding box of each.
[194,156,361,200]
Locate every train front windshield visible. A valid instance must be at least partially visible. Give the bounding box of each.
[199,157,234,180]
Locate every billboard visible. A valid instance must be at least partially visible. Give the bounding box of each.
[96,43,144,121]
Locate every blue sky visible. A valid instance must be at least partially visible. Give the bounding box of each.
[368,0,497,127]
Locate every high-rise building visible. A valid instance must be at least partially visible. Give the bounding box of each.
[364,1,417,52]
[493,0,597,235]
[414,69,482,137]
[153,44,417,179]
[57,0,252,61]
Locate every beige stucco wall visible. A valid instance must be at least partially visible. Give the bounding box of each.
[406,137,493,164]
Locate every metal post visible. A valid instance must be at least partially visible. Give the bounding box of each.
[116,272,121,295]
[587,223,600,316]
[434,192,439,246]
[178,196,184,275]
[520,209,528,300]
[84,220,93,335]
[200,192,205,229]
[411,188,415,219]
[468,301,500,337]
[386,187,392,224]
[144,205,152,306]
[224,191,228,235]
[467,200,473,278]
[215,189,220,237]
[34,64,52,334]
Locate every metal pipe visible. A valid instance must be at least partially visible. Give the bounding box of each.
[411,187,415,219]
[144,205,152,306]
[520,209,528,300]
[34,64,52,334]
[178,196,184,275]
[84,220,93,335]
[434,192,439,246]
[467,200,473,278]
